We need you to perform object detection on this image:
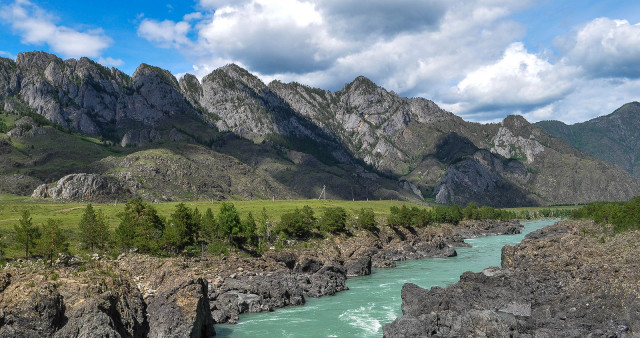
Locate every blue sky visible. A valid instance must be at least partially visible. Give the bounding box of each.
[1,0,640,124]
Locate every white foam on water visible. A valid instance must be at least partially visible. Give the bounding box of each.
[383,305,399,322]
[338,303,382,335]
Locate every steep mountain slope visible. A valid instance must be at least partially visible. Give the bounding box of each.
[0,52,415,202]
[1,51,638,206]
[536,102,640,178]
[269,80,640,206]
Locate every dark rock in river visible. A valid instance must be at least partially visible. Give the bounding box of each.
[344,255,372,277]
[209,271,306,324]
[303,264,348,298]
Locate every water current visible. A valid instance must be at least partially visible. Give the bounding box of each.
[216,219,557,337]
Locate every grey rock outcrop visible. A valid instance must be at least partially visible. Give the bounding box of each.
[209,271,306,324]
[0,282,65,337]
[147,277,215,338]
[32,173,131,202]
[53,279,148,338]
[344,255,372,277]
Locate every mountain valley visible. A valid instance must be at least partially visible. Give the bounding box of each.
[1,51,639,206]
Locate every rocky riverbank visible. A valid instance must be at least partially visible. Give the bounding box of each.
[0,219,521,337]
[383,220,640,337]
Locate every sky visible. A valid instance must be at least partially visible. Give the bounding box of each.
[1,0,640,124]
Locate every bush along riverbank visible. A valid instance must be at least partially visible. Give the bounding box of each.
[384,218,640,337]
[0,200,526,336]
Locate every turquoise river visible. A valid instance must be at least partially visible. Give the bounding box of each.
[216,219,557,337]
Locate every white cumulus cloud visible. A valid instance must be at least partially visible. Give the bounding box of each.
[137,19,192,49]
[442,42,578,119]
[557,17,640,79]
[0,0,112,59]
[137,0,640,124]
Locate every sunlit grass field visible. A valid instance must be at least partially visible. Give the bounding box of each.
[0,194,418,230]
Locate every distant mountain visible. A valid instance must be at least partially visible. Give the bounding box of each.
[1,51,639,206]
[536,102,640,178]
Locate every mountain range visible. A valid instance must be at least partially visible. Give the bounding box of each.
[1,51,638,207]
[535,102,640,179]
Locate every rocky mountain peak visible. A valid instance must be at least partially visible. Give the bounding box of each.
[340,75,386,96]
[133,63,180,89]
[491,115,544,164]
[179,73,203,106]
[501,114,530,131]
[16,51,61,72]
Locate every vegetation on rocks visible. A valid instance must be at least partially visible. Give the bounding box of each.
[572,196,640,232]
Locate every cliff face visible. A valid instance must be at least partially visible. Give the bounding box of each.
[0,260,214,338]
[1,51,639,205]
[383,220,640,337]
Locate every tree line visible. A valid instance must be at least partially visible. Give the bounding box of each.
[571,196,640,233]
[9,199,563,260]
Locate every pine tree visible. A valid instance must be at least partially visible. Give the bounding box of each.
[78,203,110,251]
[37,218,69,265]
[320,207,347,234]
[116,198,165,254]
[14,210,40,259]
[202,207,218,239]
[218,202,241,244]
[164,203,197,253]
[356,208,377,230]
[257,207,270,241]
[242,212,257,244]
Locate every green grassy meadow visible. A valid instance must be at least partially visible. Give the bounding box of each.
[0,195,420,256]
[0,193,577,258]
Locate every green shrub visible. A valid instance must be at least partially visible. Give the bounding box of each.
[320,207,347,234]
[356,208,377,230]
[275,206,316,239]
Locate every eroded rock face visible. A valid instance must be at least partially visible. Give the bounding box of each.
[147,277,215,338]
[0,259,217,338]
[209,271,306,324]
[53,277,148,338]
[344,256,372,277]
[384,220,640,337]
[32,173,131,202]
[0,281,65,337]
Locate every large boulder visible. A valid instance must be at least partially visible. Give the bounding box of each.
[344,255,372,277]
[31,173,131,202]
